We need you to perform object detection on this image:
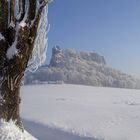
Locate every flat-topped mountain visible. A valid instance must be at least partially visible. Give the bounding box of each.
[50,46,106,67]
[25,46,140,89]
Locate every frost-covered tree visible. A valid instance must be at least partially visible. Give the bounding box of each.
[0,0,50,129]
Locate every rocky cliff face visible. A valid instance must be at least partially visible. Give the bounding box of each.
[50,46,106,67]
[50,46,64,67]
[25,46,140,89]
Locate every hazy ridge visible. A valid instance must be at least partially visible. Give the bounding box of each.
[25,46,140,89]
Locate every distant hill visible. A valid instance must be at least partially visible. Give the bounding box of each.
[24,46,140,89]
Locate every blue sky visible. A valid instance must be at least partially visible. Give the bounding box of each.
[48,0,140,78]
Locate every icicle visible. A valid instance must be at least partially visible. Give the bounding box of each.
[27,4,49,72]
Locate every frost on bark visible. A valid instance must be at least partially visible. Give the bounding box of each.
[0,0,49,129]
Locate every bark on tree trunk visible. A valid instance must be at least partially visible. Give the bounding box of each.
[0,81,22,127]
[0,53,27,129]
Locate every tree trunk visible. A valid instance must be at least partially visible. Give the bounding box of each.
[0,0,49,129]
[0,81,22,127]
[0,49,28,128]
[0,26,36,128]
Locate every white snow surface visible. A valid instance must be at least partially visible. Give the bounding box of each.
[0,33,5,41]
[6,42,18,59]
[21,84,140,140]
[19,21,27,28]
[0,120,37,140]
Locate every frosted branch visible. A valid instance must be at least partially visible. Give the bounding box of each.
[27,4,49,72]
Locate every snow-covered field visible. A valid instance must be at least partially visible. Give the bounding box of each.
[21,84,140,140]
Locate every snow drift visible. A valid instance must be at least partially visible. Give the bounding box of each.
[0,120,37,140]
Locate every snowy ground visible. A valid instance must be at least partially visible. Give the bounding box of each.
[0,120,37,140]
[21,84,140,140]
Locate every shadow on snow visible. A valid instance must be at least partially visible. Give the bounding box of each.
[23,119,99,140]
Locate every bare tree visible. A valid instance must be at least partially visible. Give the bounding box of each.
[0,0,49,129]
